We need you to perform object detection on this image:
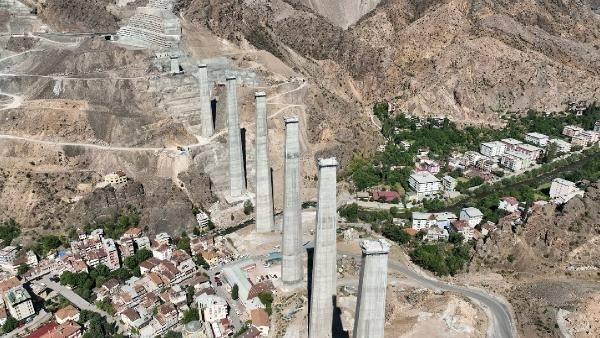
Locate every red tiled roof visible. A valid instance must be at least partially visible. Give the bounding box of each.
[372,191,400,202]
[26,322,58,338]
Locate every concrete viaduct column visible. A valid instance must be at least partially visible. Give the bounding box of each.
[226,76,245,198]
[254,92,274,232]
[353,239,390,338]
[197,64,214,137]
[282,117,303,284]
[309,157,338,338]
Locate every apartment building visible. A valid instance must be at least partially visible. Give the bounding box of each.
[5,285,35,320]
[408,172,441,200]
[562,125,584,137]
[479,141,506,157]
[500,138,523,152]
[524,132,549,147]
[549,138,572,153]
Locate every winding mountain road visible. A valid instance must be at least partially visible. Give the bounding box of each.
[340,249,516,338]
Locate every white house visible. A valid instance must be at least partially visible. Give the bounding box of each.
[525,132,549,147]
[451,220,474,242]
[4,286,35,321]
[425,228,449,241]
[412,212,457,230]
[479,141,506,157]
[442,175,457,192]
[549,178,584,204]
[408,172,441,200]
[550,178,578,198]
[500,151,531,172]
[515,143,543,161]
[500,138,523,151]
[562,125,584,137]
[498,197,519,213]
[459,207,483,228]
[197,294,228,323]
[549,138,572,153]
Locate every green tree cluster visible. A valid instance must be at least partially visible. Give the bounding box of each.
[0,219,20,245]
[181,308,200,324]
[32,235,63,257]
[78,310,121,338]
[409,242,470,276]
[2,315,18,333]
[257,292,274,315]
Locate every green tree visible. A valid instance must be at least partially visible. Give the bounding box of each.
[2,315,18,333]
[194,255,209,269]
[17,264,30,276]
[176,234,191,255]
[0,219,20,245]
[257,292,274,315]
[243,200,254,215]
[339,203,359,222]
[231,284,239,300]
[448,232,464,245]
[95,299,115,315]
[181,308,200,324]
[163,331,183,338]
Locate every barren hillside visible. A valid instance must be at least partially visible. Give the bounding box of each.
[184,0,600,123]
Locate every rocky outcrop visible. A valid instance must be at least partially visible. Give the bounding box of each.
[35,0,120,32]
[473,182,600,272]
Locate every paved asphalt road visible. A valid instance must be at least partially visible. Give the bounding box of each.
[39,276,128,333]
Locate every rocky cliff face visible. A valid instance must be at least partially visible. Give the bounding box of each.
[187,0,600,124]
[473,182,600,273]
[290,0,384,29]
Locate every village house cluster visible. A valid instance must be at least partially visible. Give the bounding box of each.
[0,223,278,338]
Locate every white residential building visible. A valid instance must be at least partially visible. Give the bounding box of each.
[549,178,584,204]
[500,138,523,152]
[425,228,449,241]
[549,139,572,153]
[594,121,600,132]
[412,212,457,230]
[4,286,35,320]
[197,294,228,323]
[479,141,506,157]
[134,236,151,250]
[459,207,483,228]
[576,130,599,146]
[563,125,584,137]
[26,251,38,267]
[442,175,457,192]
[196,211,210,229]
[408,172,441,200]
[452,221,474,242]
[515,143,543,161]
[525,132,549,147]
[501,151,531,172]
[0,246,17,266]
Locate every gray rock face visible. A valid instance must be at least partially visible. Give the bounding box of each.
[298,0,383,28]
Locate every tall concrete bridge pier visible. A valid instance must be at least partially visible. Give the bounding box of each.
[226,76,245,198]
[282,117,303,284]
[353,239,390,338]
[197,64,214,137]
[254,92,274,232]
[309,157,338,338]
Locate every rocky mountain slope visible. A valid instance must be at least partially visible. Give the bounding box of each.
[185,0,600,124]
[469,181,600,336]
